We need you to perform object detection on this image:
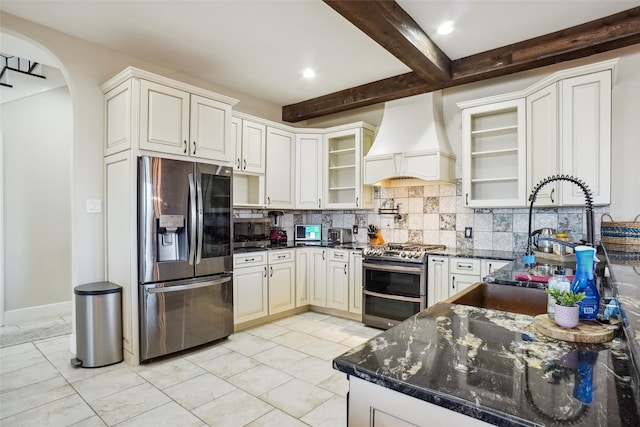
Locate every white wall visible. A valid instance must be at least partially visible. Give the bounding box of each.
[1,86,72,314]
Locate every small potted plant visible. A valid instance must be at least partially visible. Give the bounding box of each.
[547,288,585,328]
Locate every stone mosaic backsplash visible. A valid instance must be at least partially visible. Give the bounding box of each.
[234,180,608,253]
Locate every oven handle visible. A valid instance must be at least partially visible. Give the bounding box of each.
[363,261,424,275]
[363,289,422,303]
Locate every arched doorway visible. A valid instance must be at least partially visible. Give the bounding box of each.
[0,32,72,326]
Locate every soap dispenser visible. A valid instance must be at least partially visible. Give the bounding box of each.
[571,246,599,319]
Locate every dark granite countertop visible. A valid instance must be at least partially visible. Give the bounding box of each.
[334,242,640,425]
[333,302,640,426]
[234,241,367,253]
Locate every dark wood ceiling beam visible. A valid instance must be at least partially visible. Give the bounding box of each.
[283,6,640,122]
[323,0,451,84]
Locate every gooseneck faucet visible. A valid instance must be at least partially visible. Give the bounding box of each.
[525,175,595,266]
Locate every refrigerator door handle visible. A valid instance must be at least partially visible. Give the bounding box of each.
[146,276,232,294]
[188,173,197,265]
[195,172,204,265]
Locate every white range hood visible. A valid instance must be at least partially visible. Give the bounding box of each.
[364,91,456,187]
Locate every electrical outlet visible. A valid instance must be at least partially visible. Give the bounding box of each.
[465,227,473,239]
[353,224,358,234]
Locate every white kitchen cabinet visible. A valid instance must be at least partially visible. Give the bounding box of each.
[461,99,527,208]
[233,252,268,324]
[295,248,311,307]
[310,248,328,307]
[449,258,481,296]
[427,255,449,305]
[104,151,135,359]
[265,126,295,209]
[139,80,234,162]
[327,249,349,311]
[559,70,611,206]
[527,70,612,206]
[234,118,266,174]
[324,124,375,210]
[481,259,511,279]
[296,133,324,209]
[268,250,296,315]
[102,67,237,163]
[349,251,363,314]
[349,376,491,426]
[527,84,559,206]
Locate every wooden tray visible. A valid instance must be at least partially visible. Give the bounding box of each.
[533,314,619,343]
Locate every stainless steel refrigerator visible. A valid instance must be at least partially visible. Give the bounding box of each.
[138,156,233,362]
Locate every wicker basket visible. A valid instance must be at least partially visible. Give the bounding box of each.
[601,214,640,245]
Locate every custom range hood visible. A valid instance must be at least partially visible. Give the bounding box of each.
[364,91,456,187]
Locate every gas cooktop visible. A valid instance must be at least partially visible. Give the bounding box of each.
[363,243,446,262]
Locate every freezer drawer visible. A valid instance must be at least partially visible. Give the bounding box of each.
[139,274,233,362]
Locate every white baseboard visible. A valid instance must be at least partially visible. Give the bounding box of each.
[3,301,72,326]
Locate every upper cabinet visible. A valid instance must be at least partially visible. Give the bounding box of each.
[459,59,617,208]
[234,118,266,174]
[528,69,612,206]
[324,124,375,210]
[102,67,238,163]
[461,99,526,207]
[559,71,611,206]
[265,126,295,209]
[295,133,324,209]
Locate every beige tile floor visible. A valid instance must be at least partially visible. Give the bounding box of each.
[0,312,382,426]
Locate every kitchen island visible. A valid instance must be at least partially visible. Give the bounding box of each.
[333,243,640,426]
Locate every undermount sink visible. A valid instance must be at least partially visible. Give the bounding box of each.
[445,282,548,316]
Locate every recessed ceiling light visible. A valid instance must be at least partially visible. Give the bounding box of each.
[302,68,316,79]
[437,21,454,35]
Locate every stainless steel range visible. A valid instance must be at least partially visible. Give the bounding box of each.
[362,243,445,330]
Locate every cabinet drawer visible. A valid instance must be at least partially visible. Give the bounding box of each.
[450,258,481,275]
[234,251,267,267]
[268,249,295,264]
[329,249,349,262]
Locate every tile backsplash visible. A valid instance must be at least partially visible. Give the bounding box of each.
[234,180,608,254]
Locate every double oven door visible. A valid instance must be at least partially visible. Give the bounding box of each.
[362,258,427,330]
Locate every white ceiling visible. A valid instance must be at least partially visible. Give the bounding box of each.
[0,0,637,108]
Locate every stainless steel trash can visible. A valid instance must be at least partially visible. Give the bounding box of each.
[71,281,122,368]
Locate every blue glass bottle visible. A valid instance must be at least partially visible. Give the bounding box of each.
[571,246,599,319]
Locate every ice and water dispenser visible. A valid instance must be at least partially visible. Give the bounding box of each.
[157,214,185,261]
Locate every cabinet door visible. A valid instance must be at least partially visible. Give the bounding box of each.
[449,274,479,297]
[265,126,295,208]
[233,264,268,324]
[349,251,363,314]
[268,261,296,315]
[560,70,611,205]
[139,80,190,155]
[296,133,324,209]
[310,248,327,307]
[428,256,449,305]
[104,80,132,156]
[527,84,559,206]
[327,260,349,311]
[241,120,266,173]
[462,99,526,207]
[296,248,310,307]
[481,259,511,279]
[190,95,233,162]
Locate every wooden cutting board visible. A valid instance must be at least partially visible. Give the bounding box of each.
[533,314,619,343]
